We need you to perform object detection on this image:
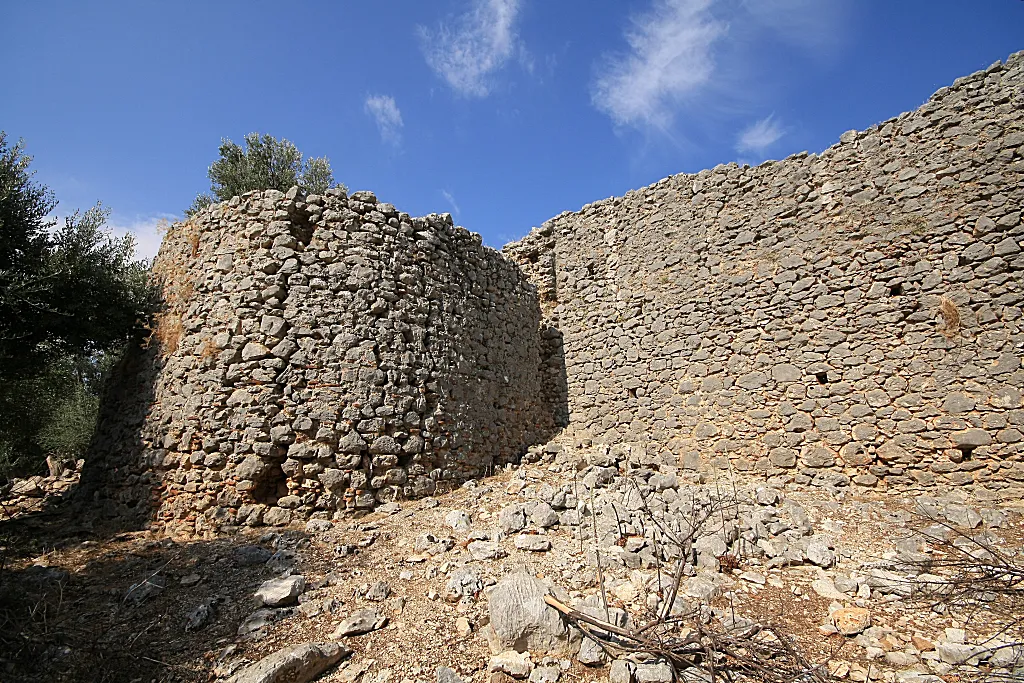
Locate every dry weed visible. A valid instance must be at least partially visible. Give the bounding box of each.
[153,313,183,356]
[939,296,961,339]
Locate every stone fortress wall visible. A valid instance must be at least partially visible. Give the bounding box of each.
[504,51,1024,499]
[83,52,1024,535]
[83,188,560,536]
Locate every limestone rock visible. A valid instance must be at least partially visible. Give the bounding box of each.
[831,607,871,636]
[330,608,387,638]
[487,573,572,655]
[515,534,552,552]
[489,651,533,679]
[255,575,305,607]
[446,509,472,532]
[225,642,350,683]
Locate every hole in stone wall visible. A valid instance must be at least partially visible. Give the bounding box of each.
[627,388,637,399]
[251,463,289,505]
[889,282,903,296]
[958,446,973,462]
[815,371,829,385]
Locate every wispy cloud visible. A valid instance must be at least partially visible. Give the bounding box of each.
[591,0,726,129]
[364,94,404,146]
[418,0,522,97]
[740,0,849,53]
[441,189,461,219]
[592,0,848,134]
[736,115,783,154]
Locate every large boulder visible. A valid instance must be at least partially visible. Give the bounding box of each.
[486,573,575,655]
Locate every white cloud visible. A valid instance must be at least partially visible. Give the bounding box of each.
[736,115,783,153]
[364,94,404,146]
[441,189,461,218]
[107,214,173,263]
[419,0,522,97]
[51,212,170,263]
[591,0,726,129]
[592,0,848,133]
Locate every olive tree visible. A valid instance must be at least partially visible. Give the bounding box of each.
[186,133,343,216]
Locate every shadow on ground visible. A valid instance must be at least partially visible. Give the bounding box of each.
[0,498,308,683]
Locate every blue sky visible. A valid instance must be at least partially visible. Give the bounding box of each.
[3,1,1023,257]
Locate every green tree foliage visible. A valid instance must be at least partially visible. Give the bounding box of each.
[0,132,153,478]
[185,133,343,216]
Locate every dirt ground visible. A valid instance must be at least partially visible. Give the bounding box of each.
[1,457,1021,683]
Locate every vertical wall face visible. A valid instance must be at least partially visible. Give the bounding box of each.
[505,53,1024,497]
[85,188,556,536]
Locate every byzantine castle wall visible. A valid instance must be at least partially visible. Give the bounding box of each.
[83,51,1024,534]
[83,189,562,536]
[505,51,1024,498]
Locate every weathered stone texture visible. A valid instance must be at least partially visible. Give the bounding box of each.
[504,51,1024,496]
[82,53,1024,534]
[83,187,558,536]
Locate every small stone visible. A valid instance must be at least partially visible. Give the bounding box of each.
[682,577,722,602]
[437,667,464,683]
[180,573,202,587]
[634,662,673,683]
[911,636,934,651]
[125,573,167,606]
[806,540,836,568]
[885,652,918,667]
[530,503,559,528]
[936,642,979,665]
[255,575,306,607]
[499,505,528,534]
[487,573,571,655]
[739,571,766,585]
[829,661,850,678]
[943,627,966,644]
[609,660,635,683]
[832,607,871,636]
[811,578,847,600]
[185,600,216,632]
[489,651,533,679]
[241,342,271,361]
[330,608,386,637]
[528,665,560,683]
[468,541,506,561]
[755,487,781,505]
[515,534,552,552]
[455,617,472,637]
[446,509,472,532]
[852,474,878,487]
[365,581,391,602]
[305,519,333,533]
[238,608,294,636]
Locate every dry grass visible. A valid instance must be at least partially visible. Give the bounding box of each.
[187,229,200,258]
[939,296,961,339]
[153,313,183,356]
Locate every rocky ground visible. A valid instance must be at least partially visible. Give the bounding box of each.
[1,438,1022,683]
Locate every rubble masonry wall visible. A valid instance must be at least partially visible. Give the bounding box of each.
[504,52,1024,499]
[84,188,559,536]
